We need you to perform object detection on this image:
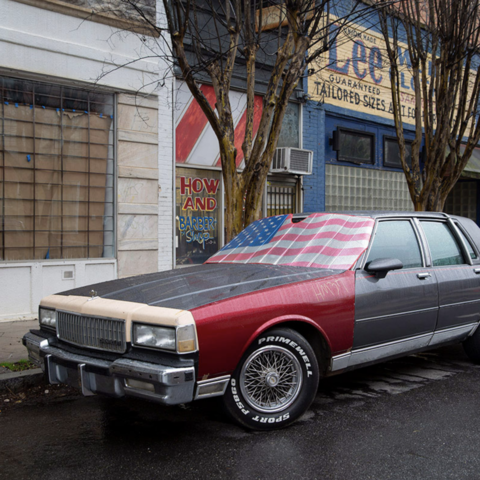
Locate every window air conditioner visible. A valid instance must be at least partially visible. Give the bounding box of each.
[270,147,313,175]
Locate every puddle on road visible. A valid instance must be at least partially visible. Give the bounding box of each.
[313,345,474,407]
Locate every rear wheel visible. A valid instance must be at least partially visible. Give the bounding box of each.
[223,327,319,430]
[463,327,480,363]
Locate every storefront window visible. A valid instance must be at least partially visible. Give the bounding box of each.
[175,167,222,265]
[384,136,412,168]
[0,77,114,261]
[277,103,300,148]
[335,128,375,165]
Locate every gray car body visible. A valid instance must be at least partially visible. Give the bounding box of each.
[330,211,480,373]
[42,210,480,377]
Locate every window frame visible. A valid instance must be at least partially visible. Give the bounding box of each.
[361,218,426,271]
[383,135,413,169]
[335,127,375,165]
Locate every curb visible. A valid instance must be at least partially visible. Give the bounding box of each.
[0,368,45,393]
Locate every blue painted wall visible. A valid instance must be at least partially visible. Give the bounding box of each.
[301,0,420,213]
[302,103,325,213]
[302,95,419,213]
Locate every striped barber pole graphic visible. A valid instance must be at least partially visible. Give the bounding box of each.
[175,81,263,168]
[207,213,375,269]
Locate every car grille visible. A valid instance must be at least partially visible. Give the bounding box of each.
[57,311,127,353]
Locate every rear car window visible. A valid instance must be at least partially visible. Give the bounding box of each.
[366,220,422,269]
[456,225,478,260]
[420,221,465,266]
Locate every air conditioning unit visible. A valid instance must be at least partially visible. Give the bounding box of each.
[270,147,313,175]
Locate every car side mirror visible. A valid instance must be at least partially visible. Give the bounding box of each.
[366,258,403,279]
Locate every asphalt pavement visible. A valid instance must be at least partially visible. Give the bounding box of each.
[1,343,479,480]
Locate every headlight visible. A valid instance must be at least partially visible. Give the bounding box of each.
[132,323,197,353]
[133,324,176,351]
[39,307,56,329]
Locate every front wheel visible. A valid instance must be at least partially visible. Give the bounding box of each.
[223,327,320,430]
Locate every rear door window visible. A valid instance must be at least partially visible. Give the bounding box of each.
[366,220,423,269]
[420,221,465,266]
[455,225,478,260]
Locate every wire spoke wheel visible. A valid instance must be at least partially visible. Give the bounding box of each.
[224,328,319,430]
[239,346,302,413]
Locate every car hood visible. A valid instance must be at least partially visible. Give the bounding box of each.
[59,263,343,311]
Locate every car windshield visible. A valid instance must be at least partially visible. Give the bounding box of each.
[207,213,375,269]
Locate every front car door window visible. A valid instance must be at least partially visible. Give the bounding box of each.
[366,220,423,269]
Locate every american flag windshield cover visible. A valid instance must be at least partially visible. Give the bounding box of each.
[207,213,375,269]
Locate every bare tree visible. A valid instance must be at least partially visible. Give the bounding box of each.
[378,0,480,211]
[110,0,376,241]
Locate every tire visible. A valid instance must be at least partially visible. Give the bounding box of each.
[463,327,480,363]
[223,327,320,431]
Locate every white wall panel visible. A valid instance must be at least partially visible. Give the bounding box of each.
[0,0,159,92]
[0,260,116,321]
[0,266,32,317]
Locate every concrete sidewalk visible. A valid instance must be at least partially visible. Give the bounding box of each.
[0,319,45,393]
[0,319,38,364]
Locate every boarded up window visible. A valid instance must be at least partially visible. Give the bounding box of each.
[0,77,114,261]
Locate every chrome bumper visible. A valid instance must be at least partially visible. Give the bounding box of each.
[23,331,195,406]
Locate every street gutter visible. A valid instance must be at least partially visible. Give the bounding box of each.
[0,368,44,393]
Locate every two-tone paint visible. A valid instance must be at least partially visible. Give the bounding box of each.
[23,211,480,409]
[56,263,356,381]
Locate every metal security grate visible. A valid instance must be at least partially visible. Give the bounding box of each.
[444,181,477,222]
[57,311,126,353]
[267,182,297,216]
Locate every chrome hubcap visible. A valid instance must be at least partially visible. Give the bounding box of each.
[266,372,279,387]
[239,346,302,413]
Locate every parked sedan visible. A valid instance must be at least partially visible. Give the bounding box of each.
[23,212,480,430]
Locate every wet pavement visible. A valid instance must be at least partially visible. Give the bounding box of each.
[1,344,480,480]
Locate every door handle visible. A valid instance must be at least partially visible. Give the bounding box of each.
[417,273,431,279]
[474,268,480,274]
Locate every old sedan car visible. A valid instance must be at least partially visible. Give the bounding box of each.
[23,212,480,430]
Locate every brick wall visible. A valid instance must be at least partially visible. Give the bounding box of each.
[303,101,325,213]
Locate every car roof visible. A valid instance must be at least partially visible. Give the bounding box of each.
[295,211,451,220]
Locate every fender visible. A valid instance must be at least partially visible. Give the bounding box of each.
[192,270,355,379]
[239,315,333,360]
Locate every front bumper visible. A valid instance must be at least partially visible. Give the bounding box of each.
[23,331,195,406]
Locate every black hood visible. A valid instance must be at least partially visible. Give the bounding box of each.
[59,263,342,311]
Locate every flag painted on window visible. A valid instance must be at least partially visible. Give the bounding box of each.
[207,213,375,269]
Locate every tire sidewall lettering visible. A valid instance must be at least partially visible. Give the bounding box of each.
[251,413,290,423]
[257,335,313,377]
